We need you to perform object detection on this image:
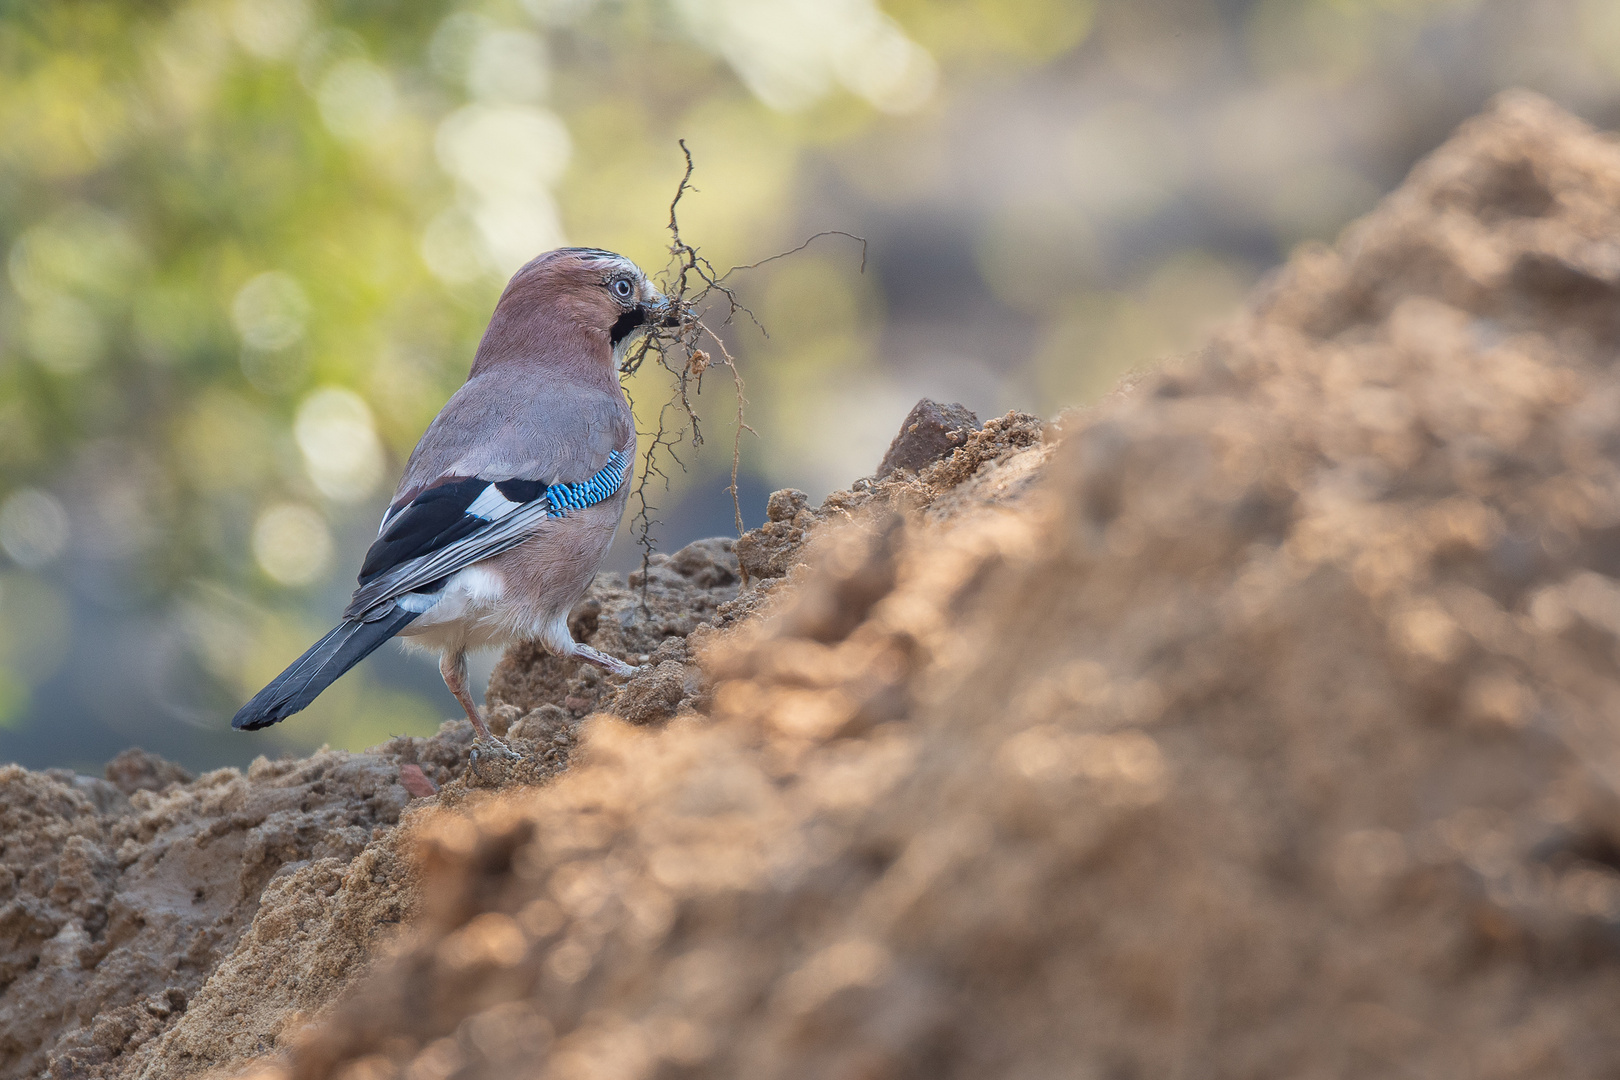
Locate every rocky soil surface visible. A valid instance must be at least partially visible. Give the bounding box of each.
[0,383,1041,1079]
[9,90,1620,1078]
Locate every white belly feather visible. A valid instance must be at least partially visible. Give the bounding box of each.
[394,564,509,653]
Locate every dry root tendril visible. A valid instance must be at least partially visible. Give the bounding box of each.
[621,139,867,598]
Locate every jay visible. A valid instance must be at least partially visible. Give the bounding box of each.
[233,248,666,747]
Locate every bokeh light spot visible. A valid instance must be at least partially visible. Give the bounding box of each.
[295,387,386,501]
[421,207,493,285]
[231,271,310,351]
[230,0,311,60]
[430,13,491,81]
[253,502,334,586]
[0,489,69,568]
[469,29,549,104]
[834,23,937,114]
[24,293,106,374]
[674,0,938,114]
[435,103,571,272]
[1062,102,1187,224]
[435,104,572,197]
[317,58,398,141]
[7,205,144,304]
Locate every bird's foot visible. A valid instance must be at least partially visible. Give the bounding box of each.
[468,735,523,778]
[573,643,638,678]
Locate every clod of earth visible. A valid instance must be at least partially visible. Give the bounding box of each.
[875,397,981,479]
[8,89,1620,1079]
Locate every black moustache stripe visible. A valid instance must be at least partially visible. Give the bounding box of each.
[610,305,647,346]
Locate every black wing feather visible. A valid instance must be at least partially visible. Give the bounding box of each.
[495,478,547,501]
[342,450,626,619]
[232,606,420,730]
[360,477,510,585]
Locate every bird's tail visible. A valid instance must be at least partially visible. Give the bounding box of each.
[232,606,419,731]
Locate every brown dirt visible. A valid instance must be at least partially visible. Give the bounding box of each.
[13,88,1620,1080]
[0,537,780,1079]
[242,90,1620,1078]
[0,748,415,1080]
[484,537,747,727]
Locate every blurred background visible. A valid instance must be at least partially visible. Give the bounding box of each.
[4,0,1620,772]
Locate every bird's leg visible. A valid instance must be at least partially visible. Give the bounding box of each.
[439,649,489,736]
[569,642,638,678]
[440,650,519,762]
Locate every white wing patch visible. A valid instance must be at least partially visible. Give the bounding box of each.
[465,485,522,521]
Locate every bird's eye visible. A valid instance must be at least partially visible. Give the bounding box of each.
[612,278,634,299]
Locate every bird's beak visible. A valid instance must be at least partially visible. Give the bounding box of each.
[646,289,690,329]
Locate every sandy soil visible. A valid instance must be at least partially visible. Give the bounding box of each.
[0,539,760,1079]
[10,88,1620,1078]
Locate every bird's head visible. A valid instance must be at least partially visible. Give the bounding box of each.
[475,247,681,377]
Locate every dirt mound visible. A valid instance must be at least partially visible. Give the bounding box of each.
[248,91,1620,1079]
[0,538,767,1080]
[0,749,414,1080]
[0,400,1044,1080]
[15,88,1620,1080]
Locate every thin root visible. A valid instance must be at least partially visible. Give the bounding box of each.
[621,140,867,599]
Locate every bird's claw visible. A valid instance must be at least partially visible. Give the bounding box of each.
[474,735,522,759]
[468,735,523,778]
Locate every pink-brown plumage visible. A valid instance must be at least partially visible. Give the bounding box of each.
[233,248,665,746]
[396,495,626,660]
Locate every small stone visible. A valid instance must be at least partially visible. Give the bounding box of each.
[609,661,692,725]
[510,704,572,742]
[398,764,438,799]
[766,488,809,522]
[484,704,523,737]
[666,537,740,586]
[876,398,982,478]
[650,636,689,665]
[105,748,194,796]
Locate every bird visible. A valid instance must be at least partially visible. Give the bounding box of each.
[232,247,671,749]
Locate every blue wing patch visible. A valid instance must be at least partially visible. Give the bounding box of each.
[544,452,632,514]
